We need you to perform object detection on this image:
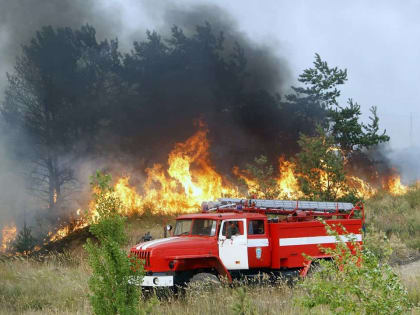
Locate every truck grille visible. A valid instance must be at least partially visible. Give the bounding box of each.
[131,249,151,267]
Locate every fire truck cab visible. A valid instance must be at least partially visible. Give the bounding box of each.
[130,199,364,288]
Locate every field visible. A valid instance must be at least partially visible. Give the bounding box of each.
[1,190,420,314]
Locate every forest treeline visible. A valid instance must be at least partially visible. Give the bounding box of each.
[0,23,388,216]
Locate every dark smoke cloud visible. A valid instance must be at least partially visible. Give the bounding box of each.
[0,1,293,234]
[0,0,124,92]
[111,2,292,172]
[161,3,290,93]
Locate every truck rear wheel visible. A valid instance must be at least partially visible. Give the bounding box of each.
[306,259,326,278]
[188,272,221,289]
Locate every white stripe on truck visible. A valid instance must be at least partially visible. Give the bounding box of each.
[247,238,269,247]
[136,237,179,250]
[279,234,362,246]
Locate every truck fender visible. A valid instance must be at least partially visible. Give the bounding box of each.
[167,254,232,283]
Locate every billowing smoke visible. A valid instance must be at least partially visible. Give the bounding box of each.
[0,1,298,236]
[388,146,420,185]
[162,3,289,93]
[0,0,119,232]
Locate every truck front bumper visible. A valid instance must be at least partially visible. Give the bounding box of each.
[129,273,174,287]
[142,275,173,287]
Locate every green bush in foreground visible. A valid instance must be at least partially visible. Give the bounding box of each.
[84,171,144,315]
[231,287,257,315]
[297,220,412,314]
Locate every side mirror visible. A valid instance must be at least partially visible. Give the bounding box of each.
[166,224,173,231]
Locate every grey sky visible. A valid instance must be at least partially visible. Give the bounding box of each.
[1,0,419,149]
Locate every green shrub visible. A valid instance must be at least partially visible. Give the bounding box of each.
[231,287,256,315]
[84,171,144,315]
[297,220,412,314]
[13,222,37,255]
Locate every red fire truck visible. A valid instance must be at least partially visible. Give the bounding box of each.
[130,198,364,288]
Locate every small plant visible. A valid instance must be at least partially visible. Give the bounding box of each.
[231,287,256,315]
[84,171,144,315]
[297,220,412,314]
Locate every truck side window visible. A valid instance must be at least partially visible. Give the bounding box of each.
[248,220,265,235]
[222,221,243,238]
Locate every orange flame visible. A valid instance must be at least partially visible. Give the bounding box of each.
[48,128,240,241]
[347,176,377,199]
[384,175,408,196]
[46,128,406,242]
[106,129,239,215]
[1,223,17,253]
[276,158,302,199]
[232,166,261,197]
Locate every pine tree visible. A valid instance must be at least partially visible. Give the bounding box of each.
[14,221,37,255]
[294,53,389,156]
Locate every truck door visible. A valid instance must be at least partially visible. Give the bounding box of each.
[247,219,271,268]
[218,219,249,270]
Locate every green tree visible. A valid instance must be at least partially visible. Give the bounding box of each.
[13,221,37,255]
[84,171,143,315]
[295,128,353,201]
[294,53,389,155]
[245,155,280,199]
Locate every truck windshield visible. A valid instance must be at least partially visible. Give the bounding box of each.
[174,219,217,236]
[174,220,192,236]
[191,219,217,236]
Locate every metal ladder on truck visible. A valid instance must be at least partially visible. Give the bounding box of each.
[201,198,364,220]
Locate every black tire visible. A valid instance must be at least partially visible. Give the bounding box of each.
[307,260,326,278]
[188,272,221,290]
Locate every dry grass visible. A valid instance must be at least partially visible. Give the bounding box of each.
[0,256,326,315]
[366,189,420,251]
[0,256,90,314]
[1,256,418,314]
[152,284,328,315]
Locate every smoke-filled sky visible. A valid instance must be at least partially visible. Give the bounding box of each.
[0,0,418,151]
[0,0,419,230]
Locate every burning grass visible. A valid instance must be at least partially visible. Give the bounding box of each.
[1,126,411,249]
[0,223,17,253]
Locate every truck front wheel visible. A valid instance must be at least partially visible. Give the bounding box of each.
[188,272,221,289]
